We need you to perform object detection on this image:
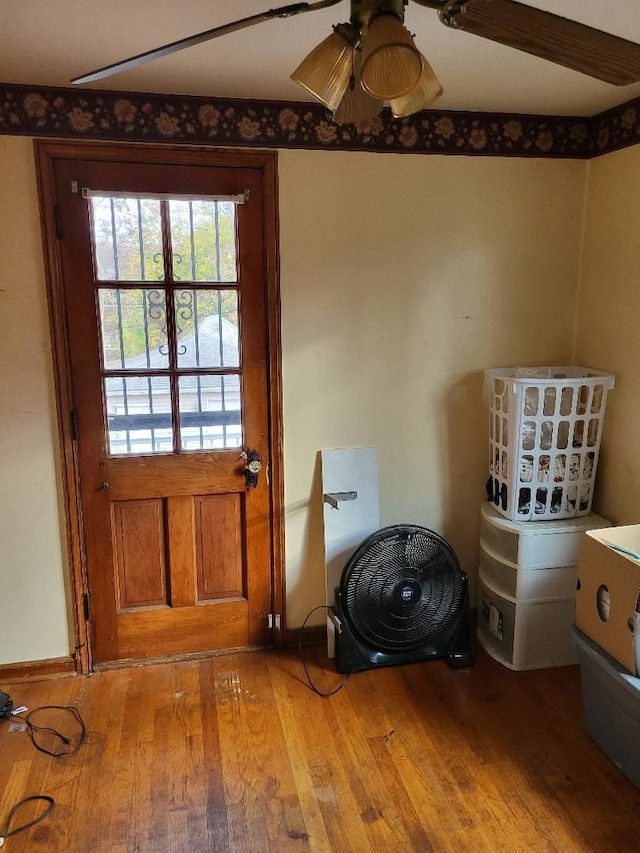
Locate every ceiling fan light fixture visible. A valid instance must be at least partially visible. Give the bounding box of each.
[290,29,355,111]
[333,49,382,125]
[360,13,424,100]
[389,53,443,118]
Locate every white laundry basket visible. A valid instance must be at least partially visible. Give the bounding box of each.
[485,366,615,521]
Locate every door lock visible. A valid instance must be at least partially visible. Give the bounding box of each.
[240,450,262,489]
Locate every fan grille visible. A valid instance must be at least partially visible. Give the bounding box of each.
[340,525,464,653]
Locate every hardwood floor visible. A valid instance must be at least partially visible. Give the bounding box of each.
[1,643,639,852]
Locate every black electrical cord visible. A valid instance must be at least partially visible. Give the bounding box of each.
[0,795,55,845]
[298,605,352,697]
[0,702,87,845]
[11,705,87,757]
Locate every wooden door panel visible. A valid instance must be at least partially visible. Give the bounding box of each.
[195,495,244,601]
[117,601,249,660]
[166,495,197,609]
[113,499,168,610]
[107,451,245,500]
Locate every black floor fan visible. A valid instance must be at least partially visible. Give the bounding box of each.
[333,525,474,674]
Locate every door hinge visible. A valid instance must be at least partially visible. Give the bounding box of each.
[71,408,79,441]
[268,613,281,630]
[83,593,91,622]
[54,205,63,240]
[71,180,79,194]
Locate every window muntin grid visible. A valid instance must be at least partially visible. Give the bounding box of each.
[90,194,243,456]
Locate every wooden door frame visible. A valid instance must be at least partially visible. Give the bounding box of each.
[34,139,285,674]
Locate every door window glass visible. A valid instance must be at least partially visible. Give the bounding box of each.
[90,194,243,456]
[105,375,173,455]
[175,289,239,369]
[169,199,237,282]
[179,374,241,450]
[99,288,169,369]
[90,196,164,282]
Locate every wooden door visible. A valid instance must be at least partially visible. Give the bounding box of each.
[48,148,278,665]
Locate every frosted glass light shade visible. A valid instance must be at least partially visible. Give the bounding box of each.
[291,31,353,111]
[360,14,423,100]
[389,54,443,117]
[333,51,382,125]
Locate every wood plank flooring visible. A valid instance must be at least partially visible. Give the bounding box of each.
[1,643,639,852]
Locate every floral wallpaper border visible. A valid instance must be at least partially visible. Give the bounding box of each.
[1,83,640,159]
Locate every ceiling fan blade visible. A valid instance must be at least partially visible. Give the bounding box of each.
[71,0,344,85]
[439,0,640,86]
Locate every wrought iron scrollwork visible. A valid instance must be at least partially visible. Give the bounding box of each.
[152,252,164,281]
[147,289,169,356]
[173,252,184,281]
[151,252,183,280]
[175,290,194,355]
[175,290,194,327]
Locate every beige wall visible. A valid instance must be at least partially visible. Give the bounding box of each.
[0,136,588,663]
[574,144,640,526]
[0,137,70,664]
[278,150,586,625]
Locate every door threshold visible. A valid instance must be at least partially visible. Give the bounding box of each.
[92,643,273,672]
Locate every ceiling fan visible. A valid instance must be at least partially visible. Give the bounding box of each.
[72,0,640,123]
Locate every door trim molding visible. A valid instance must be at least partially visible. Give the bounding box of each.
[34,140,285,672]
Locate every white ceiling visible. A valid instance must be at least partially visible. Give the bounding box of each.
[3,0,640,116]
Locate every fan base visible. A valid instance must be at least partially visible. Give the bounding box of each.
[333,581,475,675]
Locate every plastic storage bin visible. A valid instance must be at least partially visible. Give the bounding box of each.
[477,573,577,670]
[479,539,577,601]
[486,366,615,522]
[480,502,611,567]
[571,625,640,787]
